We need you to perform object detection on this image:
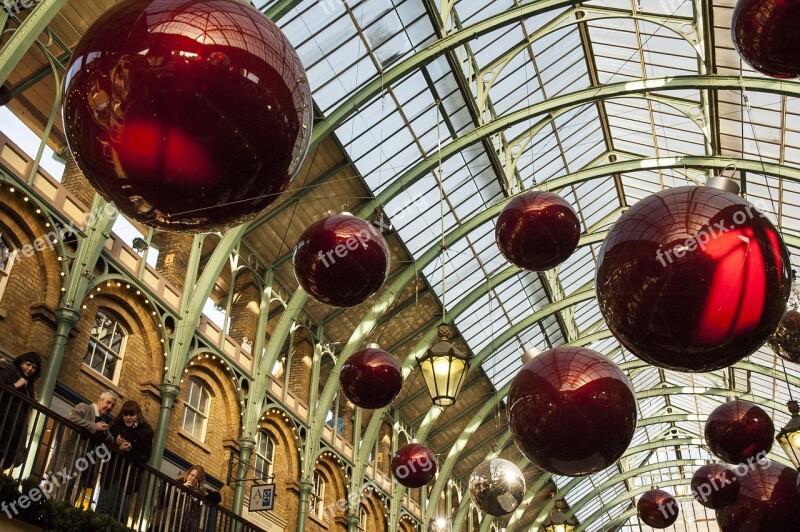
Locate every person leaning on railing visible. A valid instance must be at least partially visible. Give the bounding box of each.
[95,399,154,520]
[0,351,42,472]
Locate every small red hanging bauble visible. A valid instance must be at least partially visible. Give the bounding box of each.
[691,463,740,509]
[637,489,679,529]
[597,185,791,372]
[768,309,800,364]
[507,346,637,477]
[732,0,800,78]
[705,400,774,465]
[716,463,800,531]
[495,191,580,271]
[293,213,391,307]
[339,344,403,409]
[62,0,311,232]
[391,443,437,488]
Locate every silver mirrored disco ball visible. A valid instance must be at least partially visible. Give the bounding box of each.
[468,458,525,517]
[768,284,800,363]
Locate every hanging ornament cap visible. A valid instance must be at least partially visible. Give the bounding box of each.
[521,347,541,364]
[367,342,381,350]
[410,438,419,444]
[706,175,741,195]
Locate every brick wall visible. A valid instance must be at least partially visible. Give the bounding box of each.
[60,151,95,209]
[152,232,193,292]
[0,183,394,530]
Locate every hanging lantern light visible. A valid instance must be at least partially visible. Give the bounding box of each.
[776,400,800,469]
[495,190,581,271]
[468,458,526,517]
[542,500,578,532]
[417,324,469,407]
[704,399,774,464]
[597,178,791,372]
[61,0,311,232]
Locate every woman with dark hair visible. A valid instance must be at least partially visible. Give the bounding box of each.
[95,399,154,520]
[0,351,42,471]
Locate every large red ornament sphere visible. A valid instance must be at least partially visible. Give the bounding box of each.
[507,346,637,477]
[391,443,437,488]
[495,191,580,271]
[637,489,679,529]
[293,213,391,307]
[691,463,740,509]
[62,0,311,232]
[716,463,800,531]
[732,0,800,79]
[704,400,774,465]
[597,186,791,372]
[338,344,403,409]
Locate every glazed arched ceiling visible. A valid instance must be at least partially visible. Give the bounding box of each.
[3,0,800,531]
[256,1,800,530]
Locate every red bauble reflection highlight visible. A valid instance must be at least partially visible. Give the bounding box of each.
[339,346,403,409]
[704,400,774,465]
[691,464,740,509]
[637,489,679,529]
[293,213,391,307]
[716,463,800,531]
[391,443,437,488]
[597,186,791,372]
[732,0,800,78]
[495,191,580,271]
[507,347,637,477]
[63,0,312,232]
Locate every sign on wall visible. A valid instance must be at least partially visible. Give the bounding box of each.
[250,484,276,512]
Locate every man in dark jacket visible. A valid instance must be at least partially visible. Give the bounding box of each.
[0,351,42,471]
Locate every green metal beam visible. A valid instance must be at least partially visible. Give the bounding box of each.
[0,0,69,86]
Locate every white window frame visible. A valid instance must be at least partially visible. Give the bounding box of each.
[181,377,211,441]
[310,470,325,520]
[254,429,275,481]
[358,506,368,531]
[83,309,127,383]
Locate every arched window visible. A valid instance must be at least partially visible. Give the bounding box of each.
[181,377,211,441]
[83,310,127,383]
[358,505,368,531]
[310,470,326,520]
[254,429,275,480]
[0,233,16,302]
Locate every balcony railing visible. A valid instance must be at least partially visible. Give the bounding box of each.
[0,385,264,531]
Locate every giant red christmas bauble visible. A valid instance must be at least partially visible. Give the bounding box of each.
[507,346,637,477]
[495,191,580,271]
[339,344,403,409]
[732,0,800,78]
[597,186,791,372]
[62,0,311,232]
[716,463,800,531]
[705,400,774,465]
[637,489,679,529]
[293,213,390,307]
[391,443,437,488]
[691,463,740,509]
